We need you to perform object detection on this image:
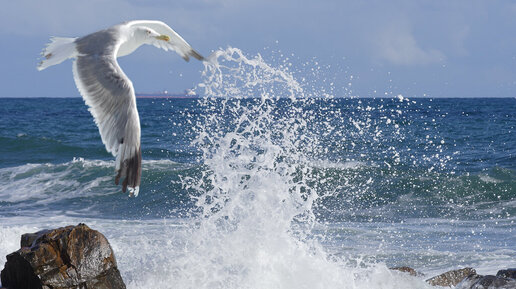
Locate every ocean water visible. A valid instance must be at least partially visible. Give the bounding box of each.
[1,48,515,288]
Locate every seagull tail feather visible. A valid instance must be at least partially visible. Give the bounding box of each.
[37,37,78,71]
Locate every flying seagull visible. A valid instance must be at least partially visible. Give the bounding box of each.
[37,20,204,196]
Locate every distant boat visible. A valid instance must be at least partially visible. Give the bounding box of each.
[136,89,199,99]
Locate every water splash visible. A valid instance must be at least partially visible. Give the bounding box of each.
[169,47,433,288]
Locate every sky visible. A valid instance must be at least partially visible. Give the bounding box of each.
[1,0,516,98]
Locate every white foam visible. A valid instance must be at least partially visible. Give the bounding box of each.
[0,160,113,204]
[309,159,366,170]
[0,158,187,204]
[478,174,501,184]
[1,216,508,289]
[0,225,37,261]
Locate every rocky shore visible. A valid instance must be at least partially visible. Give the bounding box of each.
[390,266,516,288]
[0,224,514,288]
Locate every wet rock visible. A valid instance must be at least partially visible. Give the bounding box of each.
[456,273,516,289]
[20,230,48,248]
[0,252,42,289]
[454,274,483,288]
[1,223,125,289]
[496,268,516,279]
[426,267,476,287]
[390,266,419,276]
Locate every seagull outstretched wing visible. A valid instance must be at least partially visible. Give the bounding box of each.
[127,20,204,61]
[73,30,141,196]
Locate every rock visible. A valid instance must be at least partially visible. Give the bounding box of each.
[390,266,419,276]
[454,274,483,288]
[426,267,476,287]
[0,252,42,289]
[1,223,126,289]
[496,268,516,280]
[20,230,49,248]
[456,273,516,289]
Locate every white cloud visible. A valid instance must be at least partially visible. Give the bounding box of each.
[373,22,445,66]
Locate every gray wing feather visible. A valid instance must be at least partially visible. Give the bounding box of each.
[72,30,141,195]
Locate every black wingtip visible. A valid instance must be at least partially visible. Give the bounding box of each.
[190,49,204,61]
[115,147,142,195]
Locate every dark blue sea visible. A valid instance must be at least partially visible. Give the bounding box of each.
[1,48,515,288]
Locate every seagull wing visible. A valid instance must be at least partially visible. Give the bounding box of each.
[72,36,141,196]
[127,20,204,61]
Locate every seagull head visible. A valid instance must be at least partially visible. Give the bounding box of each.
[136,27,170,43]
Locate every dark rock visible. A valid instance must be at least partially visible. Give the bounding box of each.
[456,273,516,289]
[0,252,42,289]
[497,268,516,280]
[455,274,484,288]
[20,230,50,248]
[1,224,125,289]
[426,267,476,287]
[390,266,419,276]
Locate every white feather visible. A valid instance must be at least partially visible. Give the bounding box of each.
[37,37,78,71]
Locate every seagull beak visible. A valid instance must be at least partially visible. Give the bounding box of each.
[155,34,170,42]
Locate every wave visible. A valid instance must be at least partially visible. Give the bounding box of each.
[0,158,192,211]
[1,154,514,223]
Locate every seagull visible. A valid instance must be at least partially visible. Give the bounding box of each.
[37,20,204,196]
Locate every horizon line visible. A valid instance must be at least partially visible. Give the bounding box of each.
[1,96,515,99]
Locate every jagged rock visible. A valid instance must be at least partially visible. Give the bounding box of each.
[455,274,483,288]
[0,252,42,289]
[426,267,476,287]
[456,273,516,289]
[1,224,125,289]
[390,266,419,276]
[496,268,516,280]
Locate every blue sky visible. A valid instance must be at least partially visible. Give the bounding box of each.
[1,0,516,98]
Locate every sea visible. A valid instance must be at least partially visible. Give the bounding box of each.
[0,48,515,288]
